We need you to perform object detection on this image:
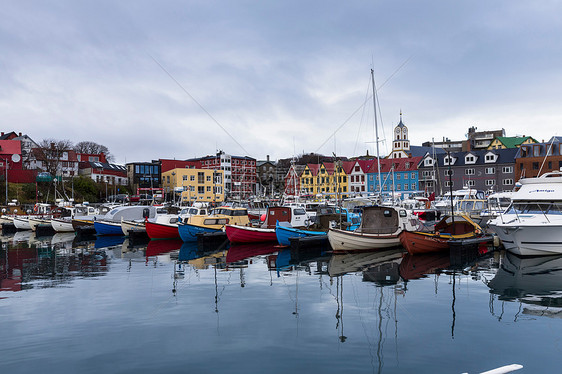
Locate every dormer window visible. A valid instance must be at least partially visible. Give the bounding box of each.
[424,157,434,167]
[443,156,454,166]
[484,152,497,163]
[465,154,476,164]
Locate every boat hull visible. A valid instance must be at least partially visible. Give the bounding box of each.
[276,224,326,246]
[399,230,451,255]
[489,223,562,256]
[51,218,75,232]
[327,228,402,252]
[13,217,31,230]
[120,220,146,236]
[94,221,123,236]
[225,225,277,244]
[178,223,221,242]
[72,218,94,230]
[145,221,180,239]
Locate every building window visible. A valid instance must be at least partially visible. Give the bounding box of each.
[502,166,513,173]
[206,186,211,192]
[485,154,495,162]
[467,180,475,187]
[183,175,187,181]
[411,172,416,179]
[485,179,495,186]
[445,169,453,176]
[485,167,495,174]
[411,183,416,190]
[465,155,475,163]
[533,145,541,157]
[396,174,401,180]
[532,162,539,170]
[445,181,454,187]
[206,175,212,182]
[503,179,513,185]
[465,168,475,175]
[198,172,205,183]
[426,181,434,188]
[198,186,204,194]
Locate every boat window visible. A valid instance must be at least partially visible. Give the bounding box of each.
[170,218,178,224]
[232,209,248,216]
[384,210,392,217]
[473,201,484,210]
[293,208,306,215]
[399,210,407,217]
[200,210,206,215]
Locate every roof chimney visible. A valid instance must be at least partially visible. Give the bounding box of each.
[18,132,22,136]
[266,155,270,162]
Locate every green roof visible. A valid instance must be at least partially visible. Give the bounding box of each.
[494,136,537,148]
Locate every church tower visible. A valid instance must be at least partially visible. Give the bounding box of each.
[389,111,410,158]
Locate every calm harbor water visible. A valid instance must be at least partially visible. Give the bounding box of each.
[1,232,561,373]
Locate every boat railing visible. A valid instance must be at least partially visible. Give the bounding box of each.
[356,227,397,235]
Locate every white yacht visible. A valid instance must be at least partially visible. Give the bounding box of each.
[488,171,562,256]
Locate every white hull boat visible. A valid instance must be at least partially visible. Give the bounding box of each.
[488,170,562,256]
[51,218,75,232]
[121,219,146,235]
[13,216,31,230]
[327,206,419,252]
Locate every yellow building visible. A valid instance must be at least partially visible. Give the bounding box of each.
[299,162,348,199]
[487,136,537,150]
[162,168,225,203]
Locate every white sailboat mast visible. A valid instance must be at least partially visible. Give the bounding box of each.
[371,69,383,197]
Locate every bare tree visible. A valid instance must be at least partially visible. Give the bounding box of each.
[74,141,114,162]
[34,139,74,177]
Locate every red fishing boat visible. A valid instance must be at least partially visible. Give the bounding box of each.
[225,206,302,244]
[225,225,277,244]
[145,215,180,239]
[399,215,484,255]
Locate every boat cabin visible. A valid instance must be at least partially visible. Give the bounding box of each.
[263,206,308,228]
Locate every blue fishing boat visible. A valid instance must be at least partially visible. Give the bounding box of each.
[178,222,222,242]
[94,220,124,236]
[275,221,327,246]
[178,207,251,242]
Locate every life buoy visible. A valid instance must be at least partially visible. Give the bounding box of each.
[33,204,38,213]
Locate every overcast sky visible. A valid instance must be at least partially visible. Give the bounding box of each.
[2,1,561,164]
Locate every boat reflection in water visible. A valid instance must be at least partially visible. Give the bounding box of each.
[488,252,562,318]
[399,252,451,281]
[328,248,404,278]
[226,242,278,265]
[0,241,108,293]
[95,235,125,249]
[145,239,183,258]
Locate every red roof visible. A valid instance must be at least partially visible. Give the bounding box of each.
[0,140,21,155]
[357,159,375,173]
[307,163,320,176]
[322,162,335,175]
[366,157,422,173]
[341,160,356,174]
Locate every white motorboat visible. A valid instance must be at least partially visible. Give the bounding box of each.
[328,205,419,252]
[13,216,32,230]
[121,218,146,235]
[433,188,485,215]
[51,218,76,232]
[488,170,562,256]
